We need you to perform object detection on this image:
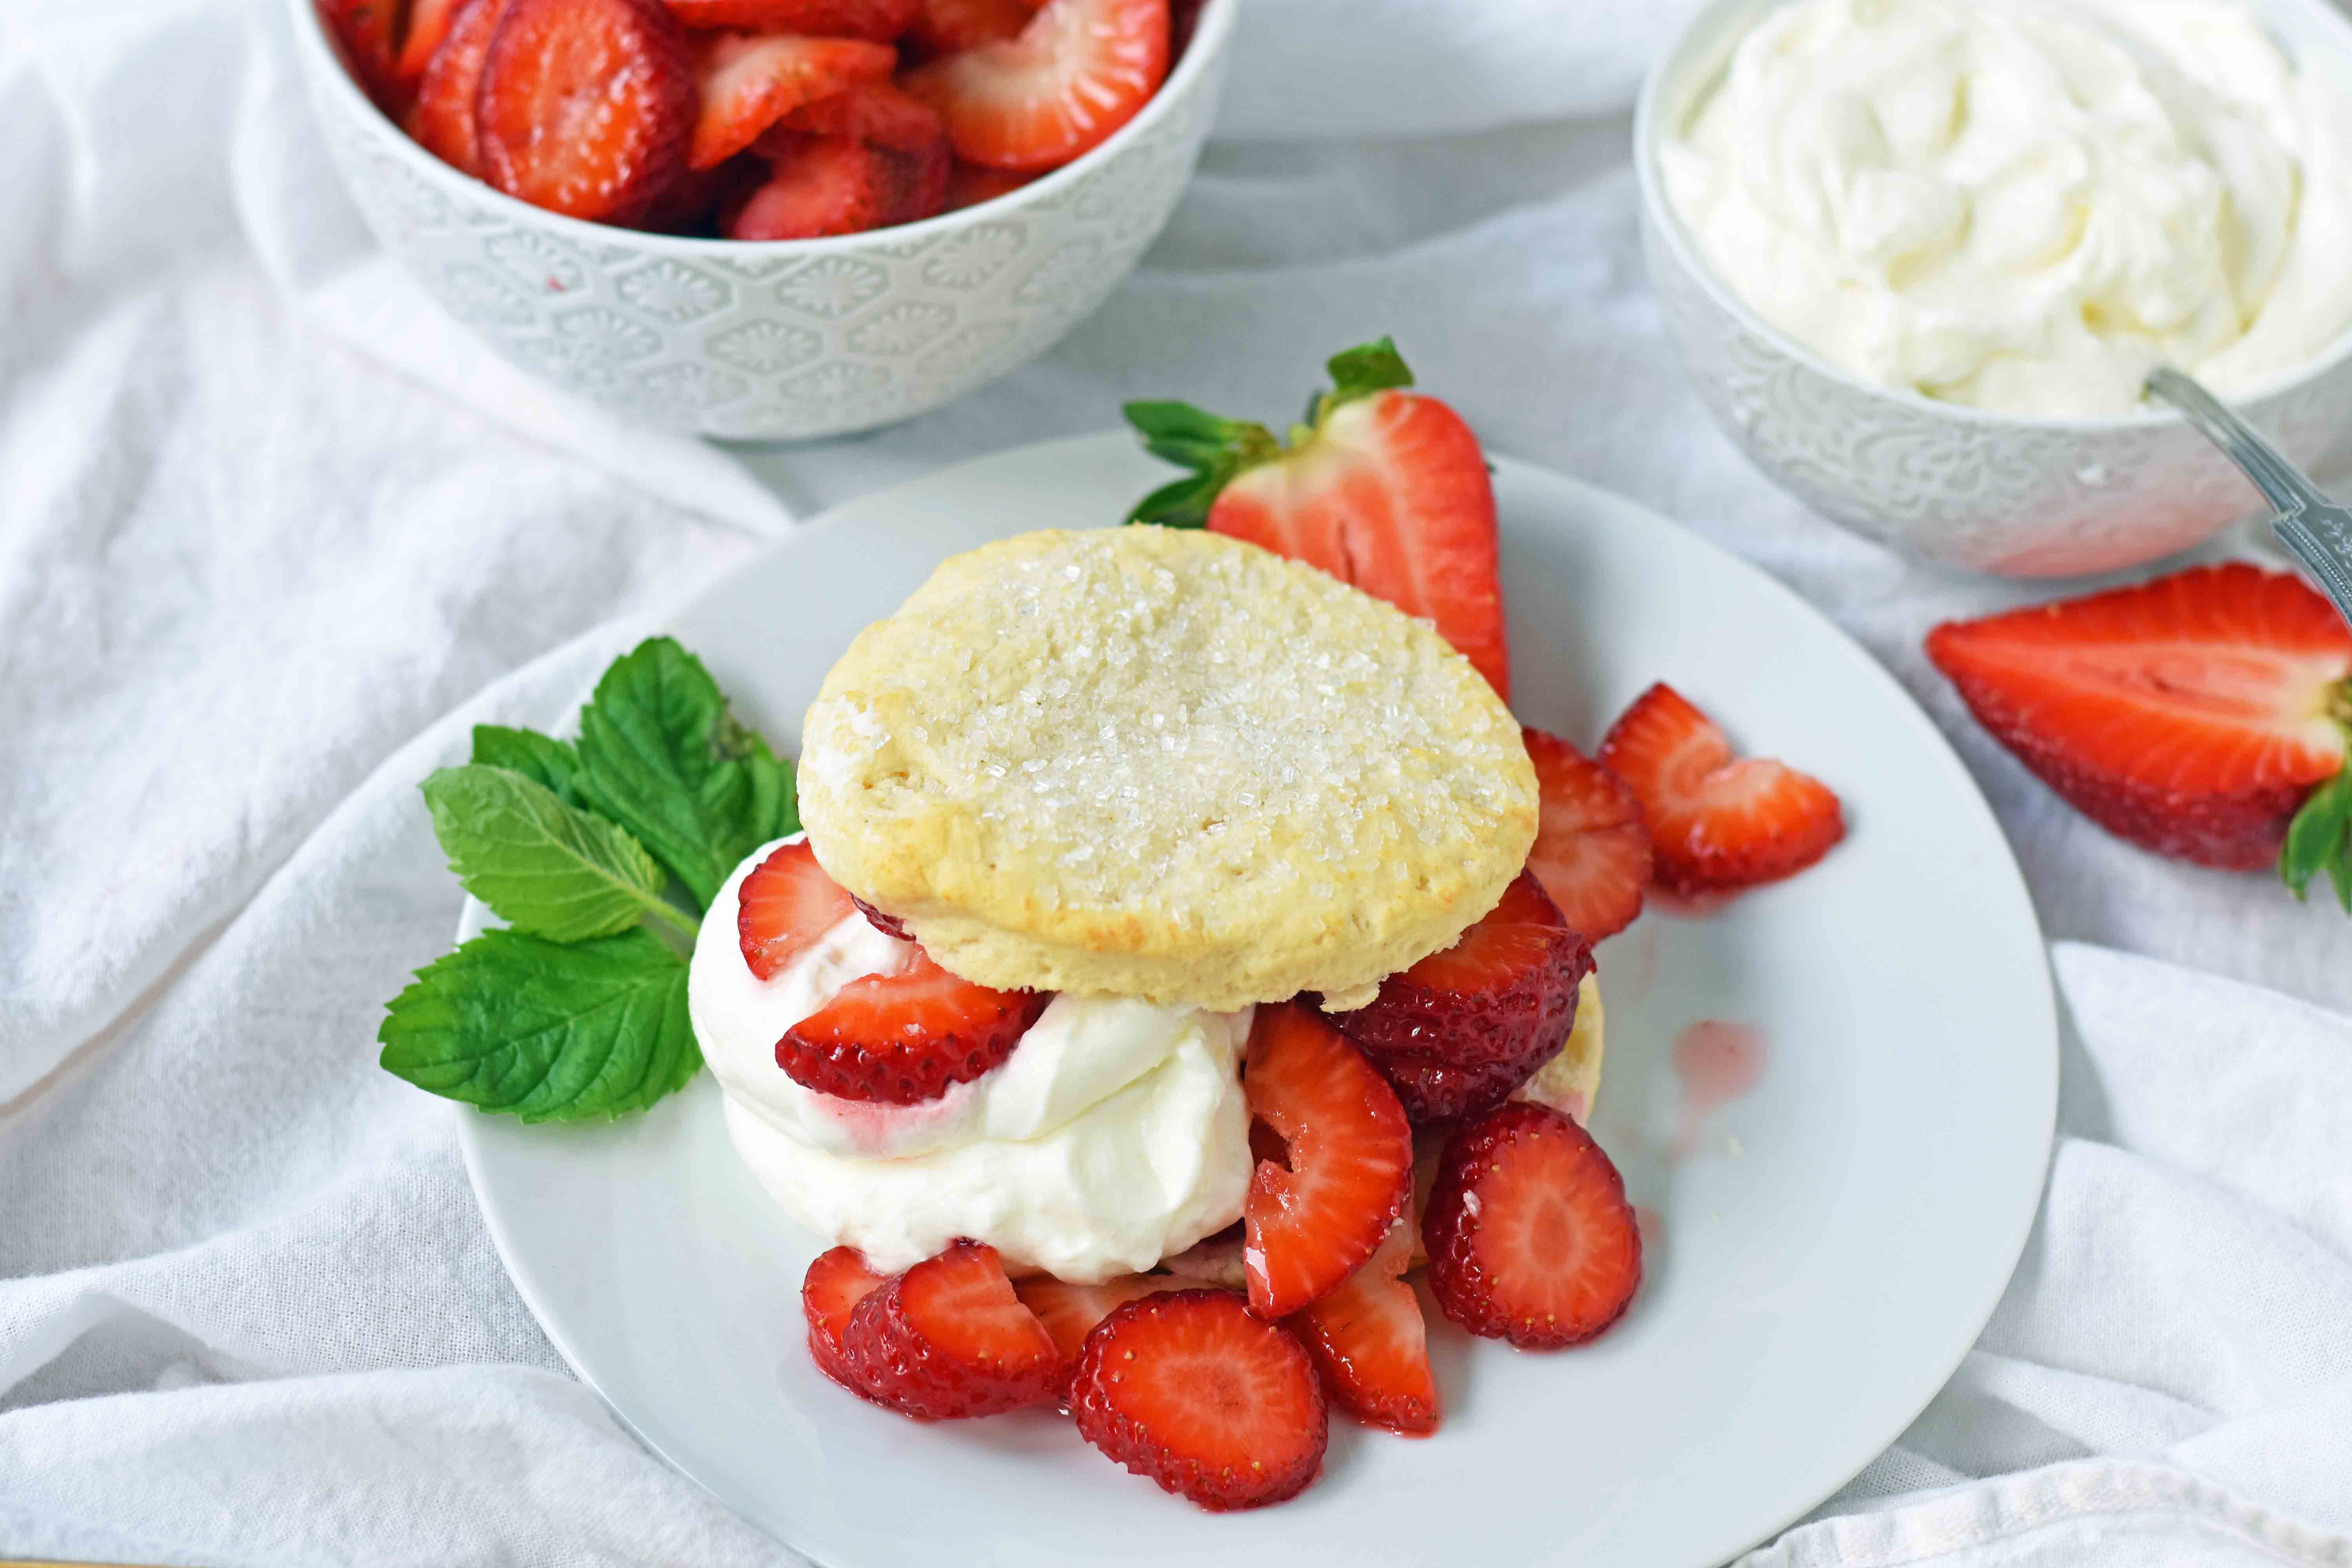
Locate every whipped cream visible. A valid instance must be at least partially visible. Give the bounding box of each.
[689,838,1254,1280]
[1662,0,2352,418]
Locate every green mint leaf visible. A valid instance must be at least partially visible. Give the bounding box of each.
[421,765,691,942]
[574,637,799,909]
[379,928,699,1122]
[472,724,585,806]
[2280,768,2352,907]
[1321,336,1414,412]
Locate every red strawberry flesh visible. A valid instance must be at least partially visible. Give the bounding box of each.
[1069,1289,1328,1511]
[738,839,860,982]
[475,0,697,224]
[686,32,896,171]
[1522,726,1652,942]
[779,949,1046,1103]
[903,0,1169,172]
[1925,562,2352,870]
[1242,1004,1412,1319]
[663,0,919,37]
[1014,1272,1194,1395]
[1423,1101,1641,1348]
[842,1240,1059,1419]
[403,0,505,178]
[1285,1214,1437,1436]
[802,1245,890,1397]
[1600,682,1845,896]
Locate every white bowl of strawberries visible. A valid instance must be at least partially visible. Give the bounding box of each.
[293,0,1230,439]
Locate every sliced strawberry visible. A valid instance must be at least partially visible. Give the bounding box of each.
[727,134,889,238]
[633,154,760,234]
[1335,871,1593,1124]
[738,839,860,982]
[663,0,918,38]
[323,0,406,110]
[842,1240,1060,1419]
[403,0,504,177]
[1069,1289,1327,1511]
[908,0,1033,54]
[944,160,1031,209]
[1015,1273,1191,1394]
[762,82,950,222]
[802,1245,891,1397]
[397,0,468,83]
[687,32,895,170]
[476,0,696,224]
[779,948,1047,1102]
[1424,1102,1641,1348]
[1285,1214,1437,1436]
[1926,562,2352,875]
[1523,727,1652,942]
[903,0,1169,172]
[1242,1004,1412,1319]
[1600,682,1845,897]
[853,895,913,941]
[1125,338,1510,697]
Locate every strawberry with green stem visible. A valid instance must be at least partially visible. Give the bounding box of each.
[1125,338,1511,698]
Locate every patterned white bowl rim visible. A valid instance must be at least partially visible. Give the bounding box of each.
[286,0,1238,263]
[1633,0,2352,435]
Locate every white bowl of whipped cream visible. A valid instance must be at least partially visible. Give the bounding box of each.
[1637,0,2352,575]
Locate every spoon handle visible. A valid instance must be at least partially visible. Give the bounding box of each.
[2145,366,2352,630]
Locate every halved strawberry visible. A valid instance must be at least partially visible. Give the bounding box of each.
[323,0,406,110]
[1285,1213,1437,1436]
[663,0,918,37]
[762,82,950,223]
[1015,1273,1192,1394]
[476,0,696,224]
[1523,727,1652,942]
[902,0,1169,172]
[802,1245,891,1397]
[1125,338,1510,697]
[944,160,1030,209]
[687,32,896,170]
[779,949,1047,1102]
[1242,1004,1412,1319]
[738,839,859,982]
[842,1240,1060,1419]
[403,0,504,177]
[1925,562,2352,884]
[1069,1289,1327,1511]
[1600,683,1844,896]
[1335,871,1593,1124]
[396,0,468,84]
[1423,1102,1641,1348]
[908,0,1033,54]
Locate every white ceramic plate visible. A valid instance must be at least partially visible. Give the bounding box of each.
[459,434,2056,1567]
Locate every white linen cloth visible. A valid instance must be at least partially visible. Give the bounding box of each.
[4,0,2351,1562]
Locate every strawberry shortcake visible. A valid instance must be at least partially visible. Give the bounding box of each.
[688,524,1637,1510]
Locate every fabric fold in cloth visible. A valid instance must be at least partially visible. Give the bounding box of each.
[4,0,2352,1561]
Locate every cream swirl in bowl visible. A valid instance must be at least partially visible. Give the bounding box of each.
[1661,0,2352,419]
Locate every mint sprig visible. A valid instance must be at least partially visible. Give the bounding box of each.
[379,929,699,1122]
[422,763,692,942]
[382,635,800,1123]
[575,638,798,907]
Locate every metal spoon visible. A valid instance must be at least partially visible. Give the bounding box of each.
[2145,365,2352,626]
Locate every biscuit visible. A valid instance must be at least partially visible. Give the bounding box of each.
[797,526,1537,1010]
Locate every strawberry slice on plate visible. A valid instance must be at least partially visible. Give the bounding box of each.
[1423,1101,1641,1348]
[662,0,919,37]
[403,0,505,178]
[1069,1289,1328,1511]
[843,1240,1060,1418]
[802,1245,891,1397]
[779,948,1047,1102]
[1125,338,1510,697]
[903,0,1169,172]
[738,839,860,981]
[1335,871,1594,1125]
[1285,1213,1438,1436]
[1015,1273,1193,1394]
[1601,682,1844,897]
[476,0,697,224]
[688,32,896,170]
[1242,1004,1412,1319]
[1523,726,1652,942]
[1926,561,2352,883]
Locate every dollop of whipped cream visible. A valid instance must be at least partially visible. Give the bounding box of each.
[1662,0,2352,417]
[689,838,1253,1281]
